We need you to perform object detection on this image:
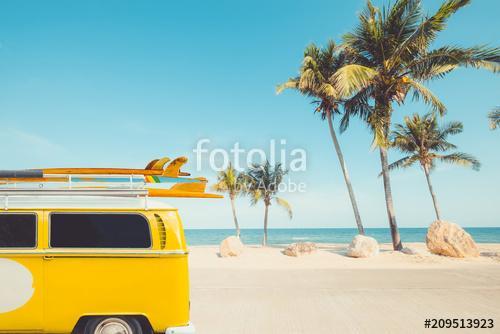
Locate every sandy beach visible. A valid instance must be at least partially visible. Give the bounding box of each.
[189,243,500,334]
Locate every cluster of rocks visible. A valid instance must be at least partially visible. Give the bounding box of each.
[283,242,317,257]
[218,220,480,259]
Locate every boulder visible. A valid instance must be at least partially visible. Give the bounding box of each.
[219,236,244,257]
[283,242,317,257]
[426,220,479,258]
[347,235,379,258]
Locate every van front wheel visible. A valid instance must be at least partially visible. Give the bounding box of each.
[84,317,144,334]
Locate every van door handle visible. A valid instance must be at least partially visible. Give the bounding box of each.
[43,256,54,261]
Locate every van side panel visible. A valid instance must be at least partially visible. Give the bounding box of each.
[44,255,189,332]
[43,209,190,333]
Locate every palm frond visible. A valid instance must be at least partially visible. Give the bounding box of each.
[408,46,500,81]
[393,0,471,57]
[385,155,419,174]
[275,197,293,219]
[318,83,338,98]
[489,107,500,130]
[299,68,319,91]
[405,78,446,115]
[276,78,299,94]
[438,152,481,171]
[340,85,374,133]
[385,0,422,45]
[333,64,378,97]
[440,120,463,136]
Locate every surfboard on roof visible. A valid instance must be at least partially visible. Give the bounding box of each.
[0,156,222,200]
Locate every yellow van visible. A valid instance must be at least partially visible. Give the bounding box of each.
[0,195,195,334]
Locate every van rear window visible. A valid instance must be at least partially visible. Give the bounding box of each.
[50,213,151,248]
[0,213,37,248]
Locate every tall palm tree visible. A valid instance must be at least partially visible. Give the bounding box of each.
[277,41,365,235]
[246,161,292,246]
[212,163,247,238]
[334,0,499,250]
[388,113,480,220]
[489,107,500,130]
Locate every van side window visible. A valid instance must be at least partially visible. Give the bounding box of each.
[0,213,37,248]
[50,213,151,248]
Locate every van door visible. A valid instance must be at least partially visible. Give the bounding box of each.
[43,211,153,332]
[0,212,43,332]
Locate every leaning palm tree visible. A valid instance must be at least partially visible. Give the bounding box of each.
[212,163,247,238]
[277,41,365,235]
[388,113,480,220]
[489,106,500,130]
[334,0,499,250]
[246,161,292,246]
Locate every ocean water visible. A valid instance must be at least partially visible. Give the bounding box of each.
[184,227,500,246]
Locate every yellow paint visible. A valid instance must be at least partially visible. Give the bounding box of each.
[0,208,191,333]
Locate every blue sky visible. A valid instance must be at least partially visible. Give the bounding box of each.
[0,0,498,229]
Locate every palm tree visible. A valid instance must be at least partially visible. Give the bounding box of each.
[246,161,292,246]
[334,0,499,250]
[277,41,365,235]
[212,163,247,238]
[388,113,480,220]
[489,107,500,130]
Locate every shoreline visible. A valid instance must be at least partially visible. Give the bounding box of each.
[184,227,500,245]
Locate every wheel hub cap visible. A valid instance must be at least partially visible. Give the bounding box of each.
[94,318,133,334]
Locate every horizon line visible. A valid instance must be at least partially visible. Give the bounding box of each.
[185,226,500,230]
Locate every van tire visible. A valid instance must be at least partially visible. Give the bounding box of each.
[83,317,144,334]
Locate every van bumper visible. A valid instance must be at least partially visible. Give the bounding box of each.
[165,322,195,334]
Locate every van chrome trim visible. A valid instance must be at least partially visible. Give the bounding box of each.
[0,249,188,256]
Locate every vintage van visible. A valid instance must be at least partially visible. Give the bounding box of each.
[0,195,196,334]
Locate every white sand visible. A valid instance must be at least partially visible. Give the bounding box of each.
[188,243,500,334]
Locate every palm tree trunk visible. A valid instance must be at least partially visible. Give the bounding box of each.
[423,165,441,221]
[327,113,365,235]
[230,196,241,238]
[263,203,269,246]
[379,146,403,250]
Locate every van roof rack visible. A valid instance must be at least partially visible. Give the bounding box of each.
[0,156,222,200]
[0,189,148,197]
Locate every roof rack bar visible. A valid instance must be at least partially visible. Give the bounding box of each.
[0,189,148,197]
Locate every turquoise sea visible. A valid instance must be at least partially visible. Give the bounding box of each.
[185,227,500,246]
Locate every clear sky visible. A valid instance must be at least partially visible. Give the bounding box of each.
[0,0,498,229]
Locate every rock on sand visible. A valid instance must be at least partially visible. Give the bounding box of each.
[426,220,479,258]
[347,235,379,258]
[220,236,244,257]
[283,242,317,257]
